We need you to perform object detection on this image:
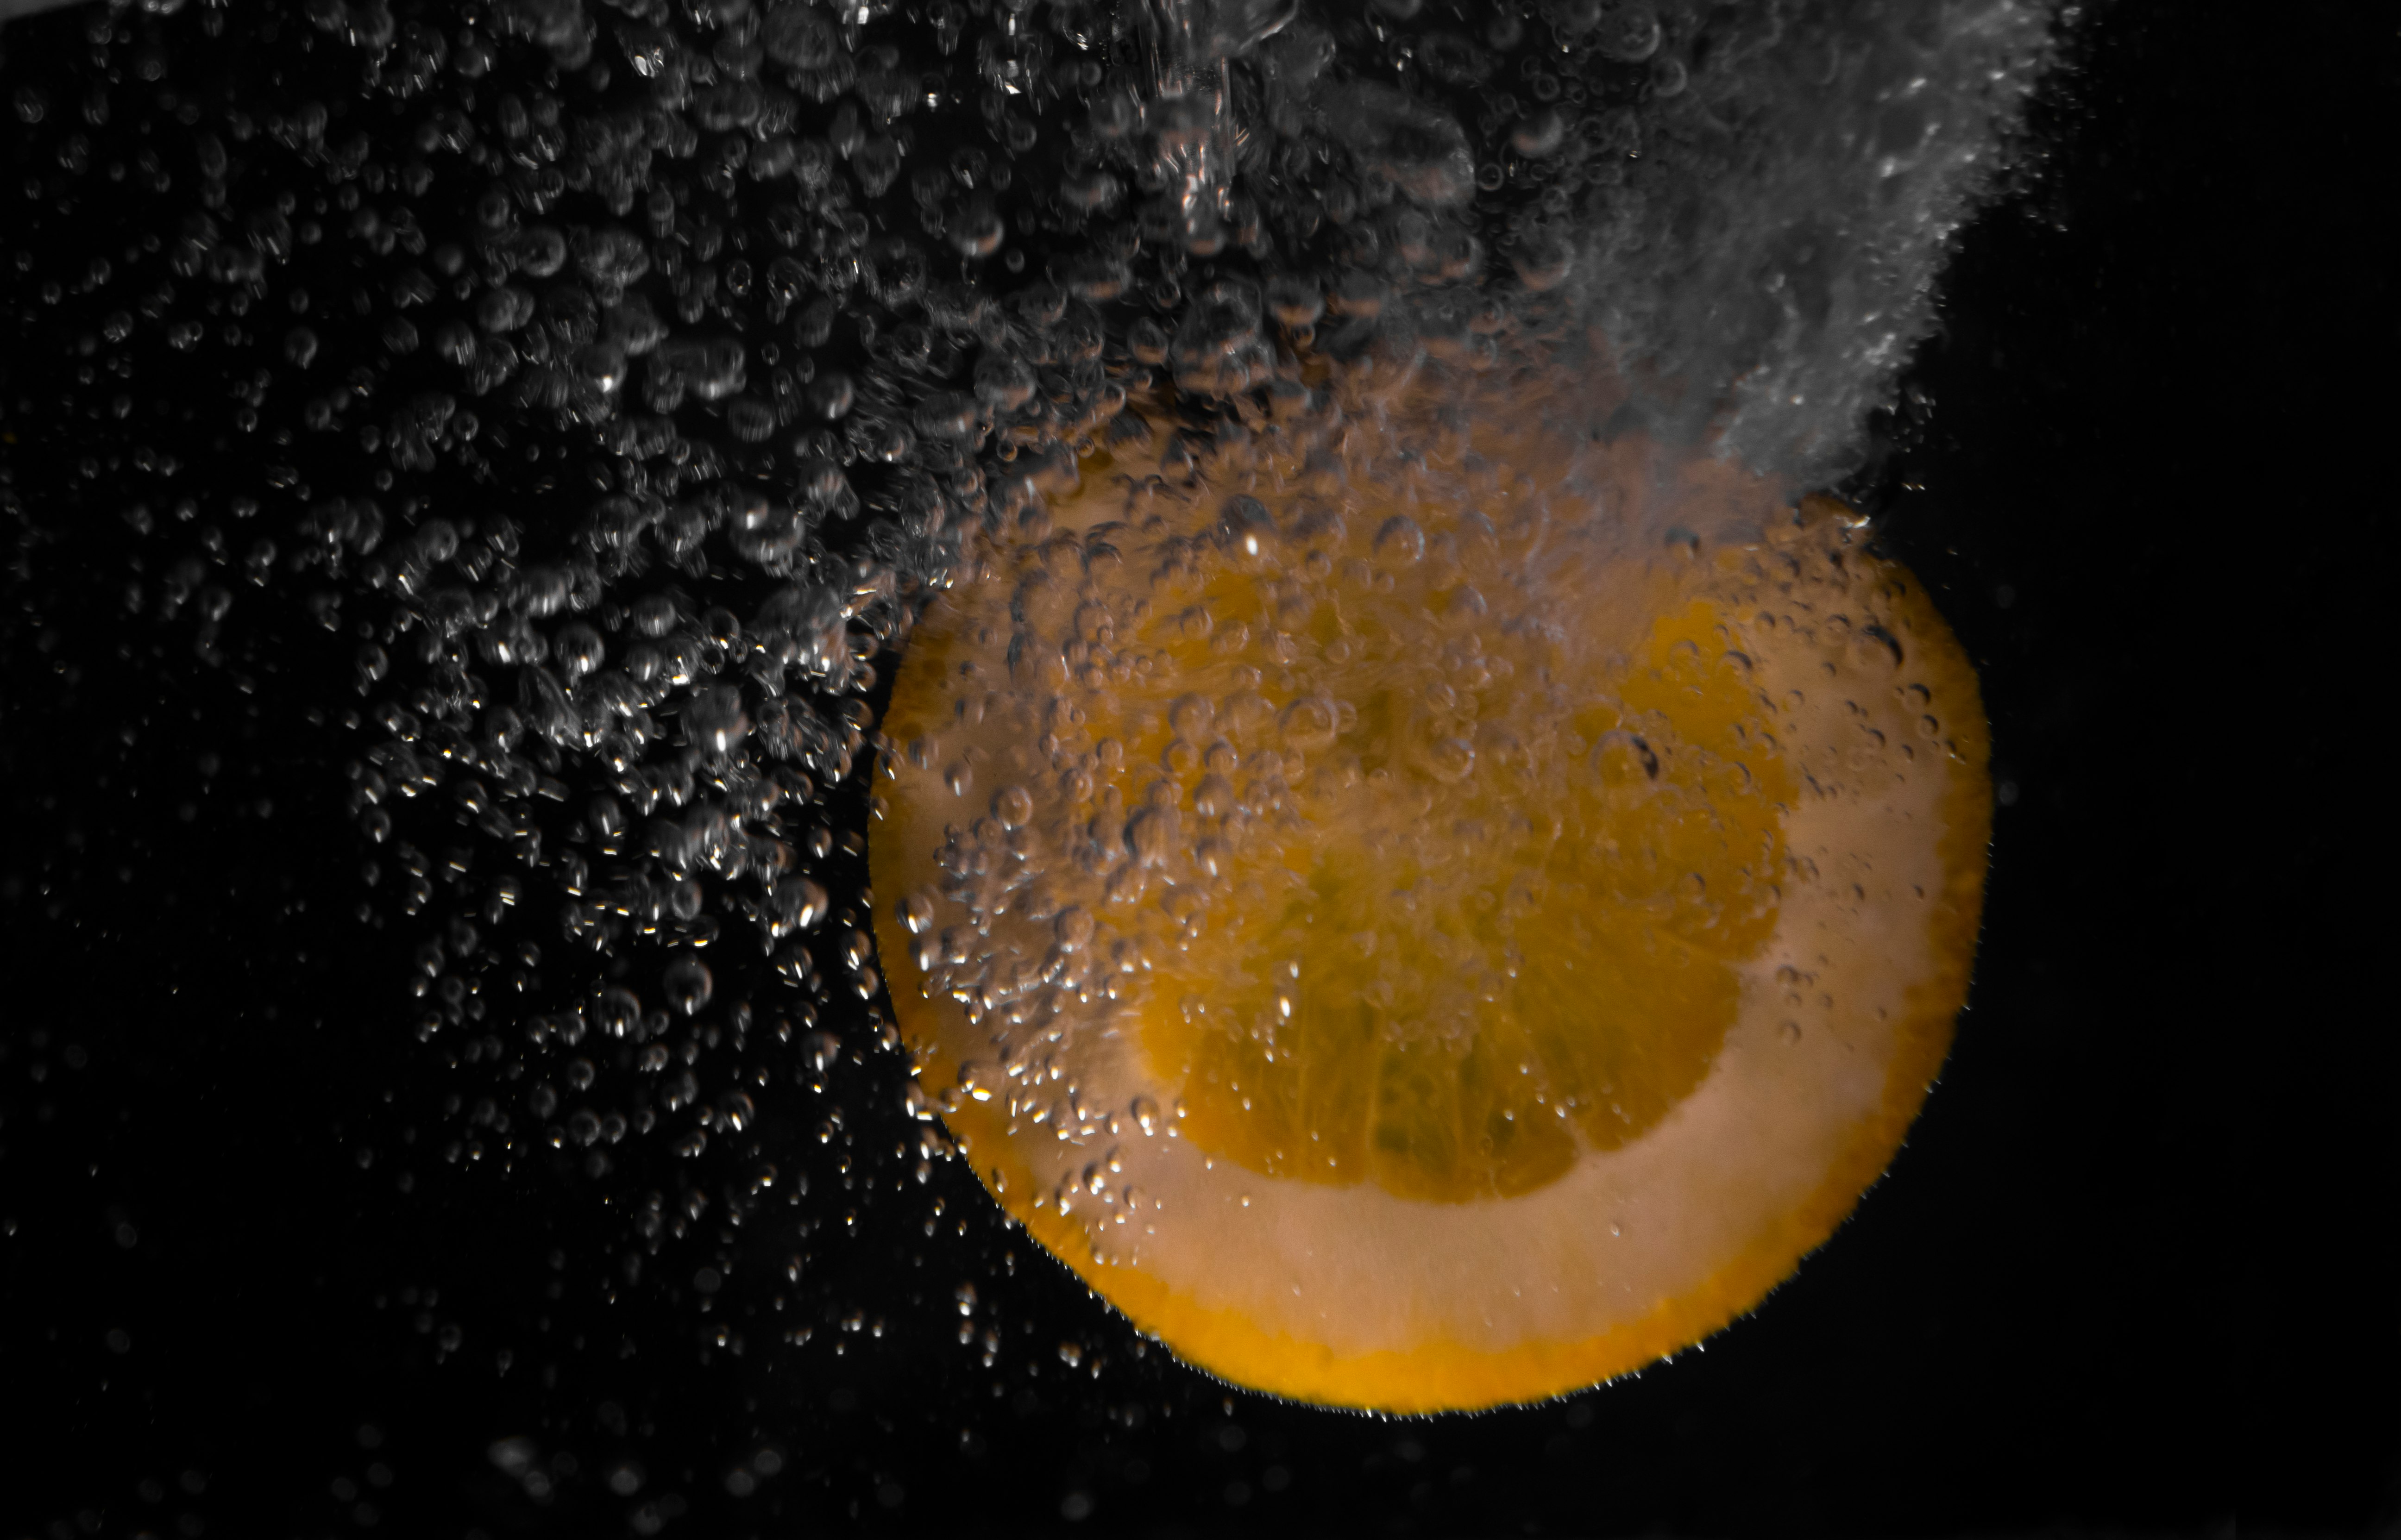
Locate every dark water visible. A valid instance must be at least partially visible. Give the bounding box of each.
[0,0,2390,1533]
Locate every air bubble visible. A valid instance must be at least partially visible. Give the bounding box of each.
[664,957,714,1016]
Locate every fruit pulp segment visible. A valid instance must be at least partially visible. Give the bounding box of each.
[1132,581,1792,1203]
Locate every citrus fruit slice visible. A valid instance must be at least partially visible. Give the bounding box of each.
[870,402,1990,1412]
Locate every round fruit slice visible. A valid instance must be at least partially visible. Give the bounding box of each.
[870,407,1990,1412]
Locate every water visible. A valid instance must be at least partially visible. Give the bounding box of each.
[0,0,2056,1510]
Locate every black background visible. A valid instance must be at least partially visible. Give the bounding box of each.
[2,0,2393,1535]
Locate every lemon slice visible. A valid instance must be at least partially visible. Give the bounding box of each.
[870,413,1990,1412]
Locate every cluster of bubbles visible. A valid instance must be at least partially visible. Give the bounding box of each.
[1,0,2052,1420]
[284,0,2049,1062]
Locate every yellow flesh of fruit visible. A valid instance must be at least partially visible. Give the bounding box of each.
[871,411,1990,1412]
[1144,590,1787,1204]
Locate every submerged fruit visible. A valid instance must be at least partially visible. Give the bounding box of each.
[871,395,1990,1412]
